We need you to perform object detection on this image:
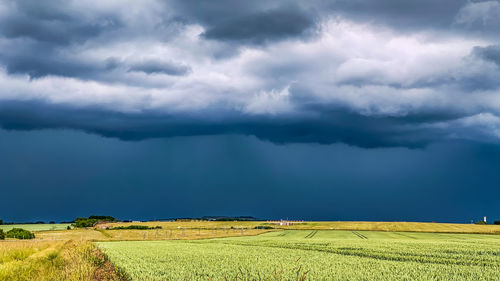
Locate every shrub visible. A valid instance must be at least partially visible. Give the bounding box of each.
[6,228,35,239]
[494,221,500,225]
[67,226,72,230]
[254,225,274,229]
[0,229,5,240]
[111,225,162,230]
[0,219,3,225]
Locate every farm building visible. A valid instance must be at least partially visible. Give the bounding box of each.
[267,220,304,226]
[94,222,112,230]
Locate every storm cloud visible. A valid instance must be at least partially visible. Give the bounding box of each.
[1,0,500,147]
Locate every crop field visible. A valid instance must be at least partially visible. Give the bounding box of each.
[98,230,500,281]
[0,224,71,232]
[103,221,500,234]
[33,228,270,241]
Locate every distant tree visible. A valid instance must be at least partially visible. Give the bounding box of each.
[67,226,71,230]
[6,228,35,239]
[494,221,500,225]
[72,216,117,228]
[475,221,487,225]
[0,229,5,240]
[49,221,55,224]
[0,219,3,225]
[88,215,117,222]
[72,217,98,228]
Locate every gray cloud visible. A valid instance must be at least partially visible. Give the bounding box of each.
[0,100,441,148]
[454,0,500,34]
[0,0,122,45]
[474,45,500,67]
[168,0,319,45]
[0,0,500,148]
[328,0,468,29]
[202,7,315,44]
[129,60,191,76]
[0,44,116,79]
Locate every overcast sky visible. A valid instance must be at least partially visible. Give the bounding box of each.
[1,0,499,222]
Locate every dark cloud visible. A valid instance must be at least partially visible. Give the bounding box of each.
[0,100,466,148]
[0,0,123,79]
[202,7,315,44]
[0,0,122,45]
[474,45,500,67]
[129,60,191,76]
[0,46,115,79]
[0,0,499,149]
[170,0,316,44]
[1,0,500,224]
[327,0,468,29]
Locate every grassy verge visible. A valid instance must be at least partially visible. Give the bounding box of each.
[0,240,127,281]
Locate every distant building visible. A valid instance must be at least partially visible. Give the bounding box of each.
[94,222,111,230]
[267,219,304,226]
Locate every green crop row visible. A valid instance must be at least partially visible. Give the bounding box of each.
[98,230,500,281]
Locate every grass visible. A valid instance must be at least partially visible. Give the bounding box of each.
[0,240,125,281]
[98,230,500,281]
[0,224,71,232]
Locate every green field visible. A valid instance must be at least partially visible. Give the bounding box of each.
[0,223,71,232]
[98,230,500,281]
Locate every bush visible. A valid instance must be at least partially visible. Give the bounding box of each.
[254,225,274,229]
[0,219,3,225]
[494,221,500,225]
[111,225,162,230]
[6,228,35,239]
[67,226,72,230]
[0,229,5,240]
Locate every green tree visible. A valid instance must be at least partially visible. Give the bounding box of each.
[88,215,117,221]
[72,215,117,228]
[0,229,5,240]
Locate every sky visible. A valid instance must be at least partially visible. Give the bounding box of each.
[1,0,499,222]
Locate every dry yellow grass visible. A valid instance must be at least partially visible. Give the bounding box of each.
[35,229,109,241]
[34,228,271,241]
[101,220,500,234]
[281,221,500,234]
[9,221,500,244]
